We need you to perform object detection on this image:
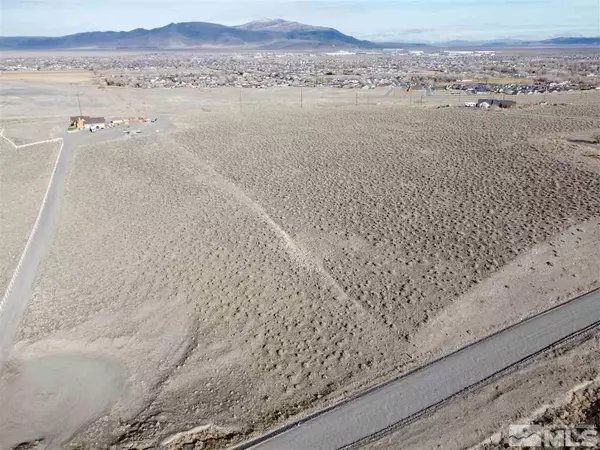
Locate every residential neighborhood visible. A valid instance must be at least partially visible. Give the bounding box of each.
[2,50,598,93]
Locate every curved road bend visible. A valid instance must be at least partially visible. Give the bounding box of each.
[0,136,72,368]
[237,288,600,450]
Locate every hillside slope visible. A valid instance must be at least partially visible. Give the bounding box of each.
[0,20,376,50]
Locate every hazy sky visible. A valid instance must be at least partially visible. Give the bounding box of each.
[2,0,599,42]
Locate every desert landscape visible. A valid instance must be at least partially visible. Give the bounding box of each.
[0,47,599,450]
[0,139,59,294]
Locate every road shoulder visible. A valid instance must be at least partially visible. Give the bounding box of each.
[363,331,600,450]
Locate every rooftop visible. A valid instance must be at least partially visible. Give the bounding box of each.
[86,117,106,124]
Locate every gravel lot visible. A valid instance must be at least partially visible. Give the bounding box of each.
[5,101,600,449]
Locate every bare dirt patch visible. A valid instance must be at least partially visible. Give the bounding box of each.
[414,218,600,360]
[0,71,96,85]
[475,358,600,450]
[0,349,127,450]
[0,120,64,145]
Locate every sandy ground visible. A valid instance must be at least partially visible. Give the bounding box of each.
[0,72,97,84]
[0,140,59,295]
[478,373,600,450]
[1,77,599,124]
[9,128,398,448]
[0,96,595,449]
[414,218,600,360]
[0,119,65,145]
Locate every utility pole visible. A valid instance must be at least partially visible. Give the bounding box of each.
[239,88,242,112]
[356,89,358,106]
[77,93,83,116]
[301,87,303,108]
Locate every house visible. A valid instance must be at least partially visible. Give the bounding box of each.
[69,115,107,130]
[70,116,90,129]
[84,117,106,130]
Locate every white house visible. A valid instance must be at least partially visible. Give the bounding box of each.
[84,117,106,130]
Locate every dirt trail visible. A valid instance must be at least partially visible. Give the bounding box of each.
[199,159,379,322]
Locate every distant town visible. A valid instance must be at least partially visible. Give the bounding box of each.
[2,50,598,94]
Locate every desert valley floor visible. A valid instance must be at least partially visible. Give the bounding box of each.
[0,81,599,449]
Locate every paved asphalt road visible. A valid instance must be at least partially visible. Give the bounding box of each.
[239,288,600,450]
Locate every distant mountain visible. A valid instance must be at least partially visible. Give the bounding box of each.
[2,21,596,51]
[235,18,328,32]
[361,36,599,50]
[0,20,376,50]
[437,36,600,48]
[440,38,526,47]
[371,42,431,49]
[541,36,600,45]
